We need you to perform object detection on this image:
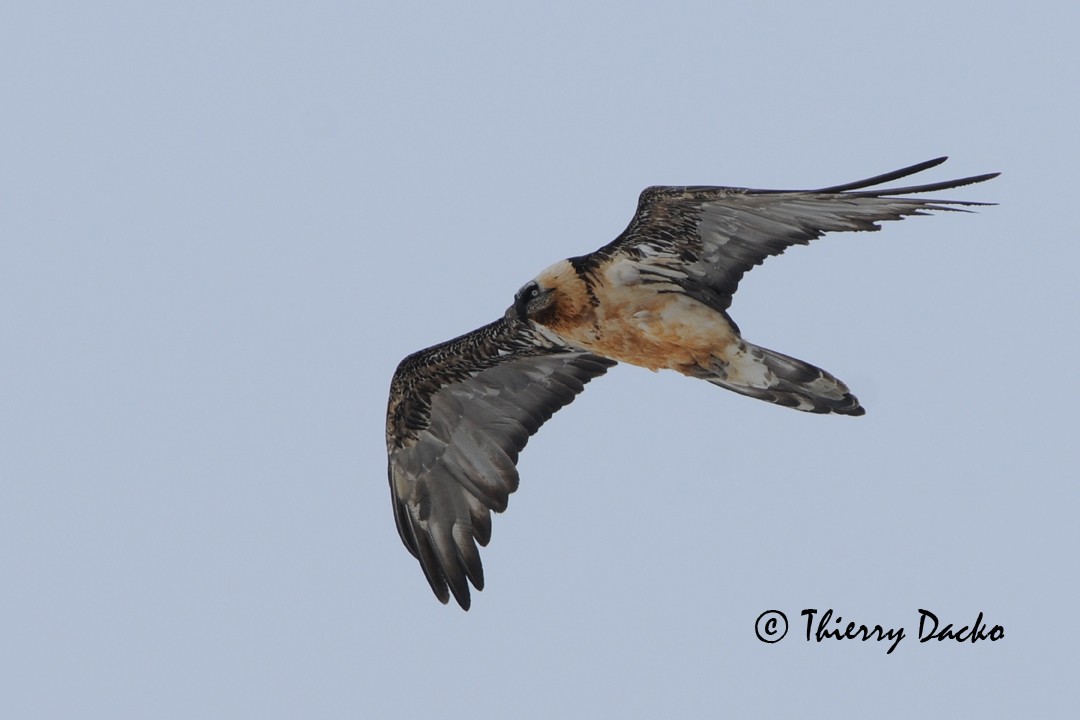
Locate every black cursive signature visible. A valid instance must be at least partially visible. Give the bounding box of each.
[917,609,1005,644]
[801,608,906,654]
[786,608,1005,654]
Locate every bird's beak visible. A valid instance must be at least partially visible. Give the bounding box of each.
[509,289,534,323]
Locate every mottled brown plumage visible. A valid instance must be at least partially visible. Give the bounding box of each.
[387,157,997,609]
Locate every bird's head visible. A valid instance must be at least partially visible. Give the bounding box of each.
[508,279,554,323]
[506,259,589,328]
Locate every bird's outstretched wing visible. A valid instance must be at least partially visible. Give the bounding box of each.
[387,318,616,609]
[582,157,999,312]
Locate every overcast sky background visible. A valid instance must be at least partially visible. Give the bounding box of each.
[2,2,1077,718]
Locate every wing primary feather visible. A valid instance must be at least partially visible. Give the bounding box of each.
[842,172,1001,199]
[431,523,475,610]
[454,525,485,590]
[412,530,451,605]
[808,156,949,192]
[392,491,420,560]
[464,493,493,546]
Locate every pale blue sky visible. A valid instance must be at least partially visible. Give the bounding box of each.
[2,2,1077,718]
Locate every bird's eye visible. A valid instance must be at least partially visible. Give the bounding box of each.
[528,286,540,299]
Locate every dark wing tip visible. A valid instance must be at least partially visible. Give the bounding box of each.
[810,156,950,193]
[846,171,1001,200]
[809,158,999,198]
[447,578,472,611]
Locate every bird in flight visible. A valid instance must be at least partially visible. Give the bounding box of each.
[386,157,997,609]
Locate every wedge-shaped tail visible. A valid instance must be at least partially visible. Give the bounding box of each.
[694,341,864,416]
